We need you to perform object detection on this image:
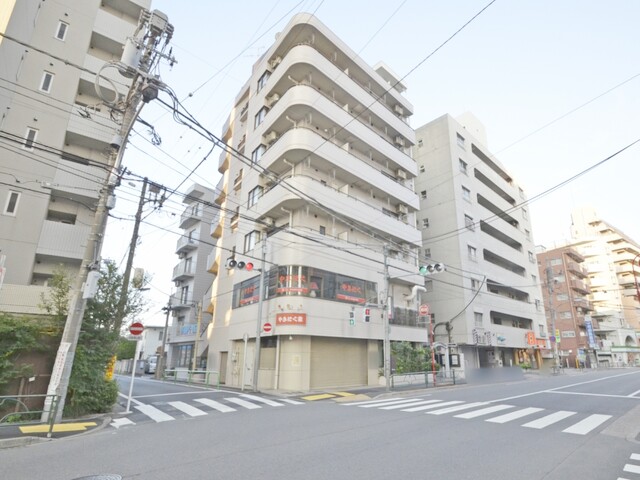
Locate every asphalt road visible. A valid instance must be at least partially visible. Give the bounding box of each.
[2,368,640,480]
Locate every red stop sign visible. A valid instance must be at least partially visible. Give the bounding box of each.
[129,322,144,335]
[263,322,272,333]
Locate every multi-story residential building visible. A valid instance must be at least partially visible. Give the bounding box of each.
[0,0,150,315]
[203,13,424,391]
[166,183,216,370]
[569,207,640,366]
[413,113,548,371]
[536,245,596,368]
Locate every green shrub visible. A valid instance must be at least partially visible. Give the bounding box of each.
[64,378,118,417]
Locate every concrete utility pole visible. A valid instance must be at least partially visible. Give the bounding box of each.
[252,239,268,392]
[43,10,174,422]
[383,245,391,392]
[546,264,560,371]
[156,302,172,379]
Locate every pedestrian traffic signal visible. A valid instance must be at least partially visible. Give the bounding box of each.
[419,263,445,275]
[349,310,355,325]
[226,258,254,270]
[363,308,371,322]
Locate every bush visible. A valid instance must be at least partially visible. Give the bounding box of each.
[64,378,118,417]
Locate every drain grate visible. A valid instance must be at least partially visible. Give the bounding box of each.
[72,476,122,480]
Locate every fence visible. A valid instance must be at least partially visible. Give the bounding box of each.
[163,369,220,389]
[390,369,462,389]
[0,394,59,438]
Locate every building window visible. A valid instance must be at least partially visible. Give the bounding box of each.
[528,251,535,263]
[468,245,477,260]
[419,165,425,173]
[456,133,465,148]
[525,229,530,240]
[55,21,68,41]
[420,190,427,200]
[247,186,263,207]
[417,139,423,148]
[180,285,190,304]
[474,312,483,327]
[257,70,271,92]
[254,107,267,128]
[531,274,537,285]
[424,248,431,258]
[535,299,541,311]
[471,278,480,290]
[3,191,20,216]
[464,214,474,231]
[459,158,467,174]
[422,218,429,229]
[424,279,433,292]
[319,225,326,235]
[251,144,266,163]
[556,293,569,301]
[23,128,38,150]
[550,258,562,266]
[539,325,545,337]
[40,71,54,93]
[462,186,470,202]
[244,230,260,253]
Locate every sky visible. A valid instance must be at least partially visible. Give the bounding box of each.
[102,0,640,325]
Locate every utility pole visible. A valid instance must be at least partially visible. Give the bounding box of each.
[114,177,148,333]
[192,302,203,371]
[43,10,174,422]
[383,245,391,392]
[252,239,268,392]
[156,302,172,379]
[546,264,560,371]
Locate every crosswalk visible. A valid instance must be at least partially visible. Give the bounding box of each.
[342,397,612,436]
[111,394,304,428]
[620,453,640,479]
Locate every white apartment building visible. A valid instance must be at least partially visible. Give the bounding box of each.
[203,14,425,391]
[0,0,150,314]
[413,113,548,370]
[166,183,216,370]
[570,207,640,366]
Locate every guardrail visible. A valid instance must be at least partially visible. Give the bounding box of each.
[0,394,60,438]
[390,369,461,389]
[163,369,220,389]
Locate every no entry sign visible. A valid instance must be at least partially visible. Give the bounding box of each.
[129,322,144,335]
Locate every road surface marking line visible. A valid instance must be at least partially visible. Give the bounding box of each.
[240,394,285,406]
[194,398,236,413]
[134,404,175,422]
[522,410,576,429]
[117,392,144,406]
[110,418,135,429]
[280,399,304,405]
[455,404,514,419]
[168,401,208,417]
[562,414,611,435]
[402,401,463,413]
[226,397,262,409]
[428,402,489,415]
[302,393,335,401]
[628,389,640,397]
[359,398,428,409]
[379,400,438,410]
[486,407,544,424]
[624,464,640,474]
[631,453,640,460]
[19,422,96,433]
[342,397,424,406]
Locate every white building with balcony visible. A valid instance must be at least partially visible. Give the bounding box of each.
[0,0,150,314]
[203,13,424,391]
[413,113,548,370]
[166,183,216,370]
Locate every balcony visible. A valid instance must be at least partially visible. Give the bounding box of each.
[170,293,193,310]
[93,8,139,46]
[218,151,230,174]
[569,279,590,295]
[567,261,588,278]
[67,105,119,147]
[172,261,195,282]
[207,251,219,275]
[180,204,203,229]
[210,218,223,239]
[176,234,199,254]
[36,221,91,260]
[51,159,105,200]
[0,284,50,315]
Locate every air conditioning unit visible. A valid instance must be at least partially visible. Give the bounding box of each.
[396,204,408,215]
[269,56,283,69]
[178,252,186,259]
[263,131,277,144]
[265,93,280,107]
[394,104,404,115]
[263,217,275,227]
[396,169,407,180]
[174,280,181,287]
[394,136,405,147]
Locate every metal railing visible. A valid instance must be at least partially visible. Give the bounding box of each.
[390,369,461,389]
[0,394,60,438]
[163,369,220,389]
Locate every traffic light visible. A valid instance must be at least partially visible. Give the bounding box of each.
[419,263,445,275]
[349,310,355,325]
[363,308,371,323]
[226,258,254,271]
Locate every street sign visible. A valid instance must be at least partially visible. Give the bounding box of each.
[263,322,272,333]
[129,322,144,335]
[419,304,430,316]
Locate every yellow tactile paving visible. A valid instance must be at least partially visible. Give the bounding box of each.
[19,422,97,434]
[301,393,336,401]
[331,392,355,397]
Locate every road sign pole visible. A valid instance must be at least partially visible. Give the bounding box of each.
[125,337,141,413]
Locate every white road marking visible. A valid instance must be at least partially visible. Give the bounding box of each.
[455,404,514,419]
[226,397,262,409]
[379,400,439,410]
[134,404,175,422]
[630,453,640,460]
[624,463,640,474]
[280,399,305,405]
[240,394,284,406]
[194,398,236,413]
[358,398,426,408]
[486,407,544,424]
[522,410,576,429]
[117,392,144,406]
[562,414,611,435]
[110,418,135,428]
[427,402,489,415]
[168,401,208,417]
[403,401,463,412]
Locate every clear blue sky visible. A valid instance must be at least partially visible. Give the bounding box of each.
[104,1,640,323]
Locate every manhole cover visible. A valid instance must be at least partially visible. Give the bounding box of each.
[72,476,122,480]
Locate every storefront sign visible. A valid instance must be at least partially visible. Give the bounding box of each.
[276,313,307,326]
